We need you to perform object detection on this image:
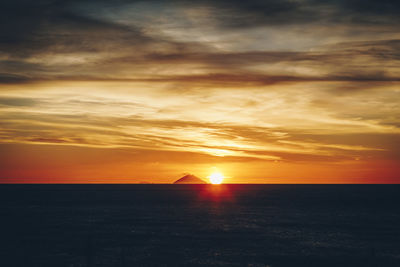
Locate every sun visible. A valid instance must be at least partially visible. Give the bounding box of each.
[208,172,224,184]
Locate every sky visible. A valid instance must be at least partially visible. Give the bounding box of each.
[1,0,399,183]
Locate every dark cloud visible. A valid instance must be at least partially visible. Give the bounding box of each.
[1,39,400,85]
[1,0,399,85]
[333,0,400,16]
[1,0,201,62]
[0,6,152,58]
[0,73,33,84]
[131,72,400,86]
[212,0,400,27]
[0,97,39,106]
[2,0,399,51]
[1,0,399,52]
[204,0,314,28]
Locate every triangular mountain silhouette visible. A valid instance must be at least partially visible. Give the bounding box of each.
[173,174,207,184]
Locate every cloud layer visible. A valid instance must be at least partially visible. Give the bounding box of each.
[1,0,399,182]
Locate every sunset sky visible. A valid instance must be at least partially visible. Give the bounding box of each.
[1,0,399,183]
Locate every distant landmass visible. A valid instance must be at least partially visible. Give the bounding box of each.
[173,174,207,184]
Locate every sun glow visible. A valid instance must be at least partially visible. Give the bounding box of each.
[208,172,224,184]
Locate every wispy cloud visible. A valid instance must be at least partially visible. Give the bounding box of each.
[1,0,399,182]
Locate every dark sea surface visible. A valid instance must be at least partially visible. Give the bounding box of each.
[1,184,399,267]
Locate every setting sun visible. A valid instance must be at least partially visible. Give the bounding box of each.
[208,172,224,184]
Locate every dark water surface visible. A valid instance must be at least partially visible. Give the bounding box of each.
[1,184,399,266]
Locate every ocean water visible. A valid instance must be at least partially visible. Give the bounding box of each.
[1,184,399,267]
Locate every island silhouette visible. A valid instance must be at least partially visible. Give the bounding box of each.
[173,174,207,184]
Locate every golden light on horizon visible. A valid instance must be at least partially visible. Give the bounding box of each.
[208,172,224,184]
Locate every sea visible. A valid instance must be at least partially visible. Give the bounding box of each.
[0,184,399,267]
